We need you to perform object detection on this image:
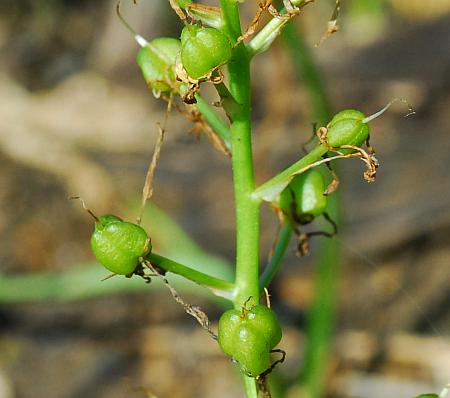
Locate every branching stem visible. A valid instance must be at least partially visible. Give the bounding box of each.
[259,223,293,290]
[195,94,232,149]
[146,252,235,297]
[253,144,328,202]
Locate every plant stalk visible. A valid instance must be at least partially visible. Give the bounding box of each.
[195,93,232,149]
[259,223,293,290]
[146,252,235,295]
[219,0,259,310]
[253,144,328,201]
[220,0,260,396]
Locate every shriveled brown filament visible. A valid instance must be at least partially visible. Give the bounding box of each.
[69,196,99,222]
[137,95,173,225]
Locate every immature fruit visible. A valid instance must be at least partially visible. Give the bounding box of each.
[326,109,369,148]
[180,24,232,79]
[278,169,327,225]
[136,37,181,93]
[91,214,150,275]
[414,395,439,398]
[218,304,282,377]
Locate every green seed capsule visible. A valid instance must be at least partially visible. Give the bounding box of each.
[218,304,282,377]
[90,215,150,275]
[326,109,369,148]
[278,169,327,225]
[415,395,439,398]
[180,24,232,79]
[136,37,182,94]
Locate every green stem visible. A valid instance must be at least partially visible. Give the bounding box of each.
[243,375,259,398]
[230,113,261,307]
[220,0,259,309]
[214,82,241,119]
[227,44,259,309]
[253,144,328,202]
[195,94,232,149]
[220,0,241,42]
[220,1,260,396]
[259,223,293,290]
[146,252,235,295]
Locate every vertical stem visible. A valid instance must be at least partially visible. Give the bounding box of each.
[230,44,261,398]
[231,116,260,306]
[220,1,260,396]
[220,0,242,42]
[220,0,260,310]
[228,46,260,307]
[243,374,259,398]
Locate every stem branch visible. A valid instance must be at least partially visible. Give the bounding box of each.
[259,223,293,290]
[146,252,235,297]
[195,94,232,149]
[253,144,328,202]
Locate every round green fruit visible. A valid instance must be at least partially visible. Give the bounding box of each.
[218,304,282,377]
[326,109,369,148]
[180,24,232,79]
[91,214,150,275]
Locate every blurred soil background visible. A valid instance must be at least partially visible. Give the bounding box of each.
[0,0,449,397]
